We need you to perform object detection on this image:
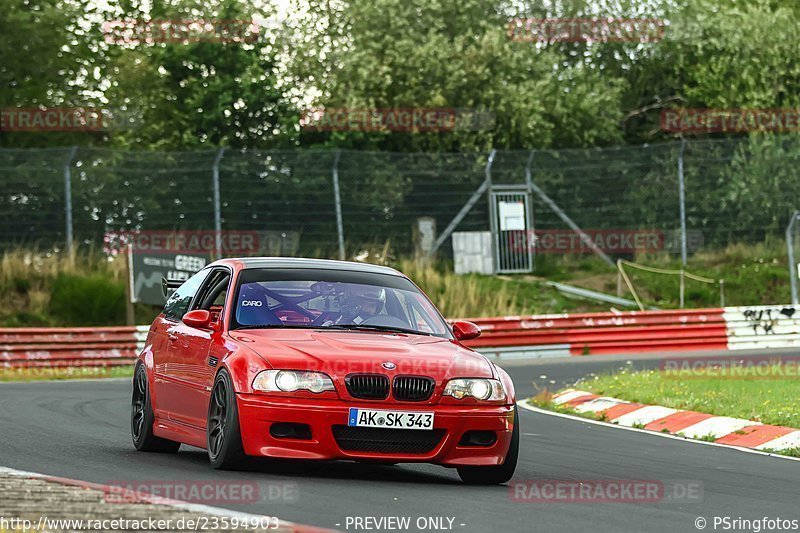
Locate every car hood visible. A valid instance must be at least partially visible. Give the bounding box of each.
[229,329,494,380]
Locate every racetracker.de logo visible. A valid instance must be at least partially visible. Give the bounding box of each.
[660,355,800,380]
[508,229,664,254]
[280,357,493,378]
[0,107,133,132]
[507,18,665,43]
[661,108,800,133]
[510,479,703,503]
[105,230,262,256]
[102,19,261,44]
[300,108,496,132]
[103,480,298,504]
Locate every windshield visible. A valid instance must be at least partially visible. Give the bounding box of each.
[232,268,450,337]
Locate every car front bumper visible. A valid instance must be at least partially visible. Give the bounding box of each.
[237,393,515,466]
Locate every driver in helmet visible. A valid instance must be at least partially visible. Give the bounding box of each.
[337,285,386,325]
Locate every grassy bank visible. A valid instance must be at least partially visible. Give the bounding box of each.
[0,249,158,326]
[0,239,792,326]
[535,363,800,429]
[539,239,790,309]
[394,259,605,318]
[0,249,608,327]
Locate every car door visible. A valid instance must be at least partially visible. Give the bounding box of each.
[153,268,211,423]
[167,268,231,429]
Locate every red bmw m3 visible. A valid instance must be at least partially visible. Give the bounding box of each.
[131,258,519,484]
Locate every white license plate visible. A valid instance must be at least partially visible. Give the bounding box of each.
[348,408,434,430]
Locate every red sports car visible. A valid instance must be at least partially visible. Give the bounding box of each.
[131,258,518,484]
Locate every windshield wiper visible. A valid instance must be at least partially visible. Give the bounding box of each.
[322,324,432,336]
[235,324,316,330]
[235,323,433,336]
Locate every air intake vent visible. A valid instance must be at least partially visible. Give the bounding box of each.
[393,376,435,401]
[345,374,389,400]
[208,356,219,367]
[332,426,446,454]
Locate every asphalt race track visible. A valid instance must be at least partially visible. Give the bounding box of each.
[2,349,798,533]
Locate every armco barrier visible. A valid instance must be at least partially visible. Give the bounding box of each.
[462,305,800,358]
[1,305,799,367]
[0,326,147,368]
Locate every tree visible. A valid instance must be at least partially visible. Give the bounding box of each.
[284,0,625,151]
[104,0,296,149]
[0,0,108,147]
[621,0,800,143]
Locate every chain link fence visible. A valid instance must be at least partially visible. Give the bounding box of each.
[2,136,800,261]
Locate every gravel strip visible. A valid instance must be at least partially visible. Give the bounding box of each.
[0,471,307,532]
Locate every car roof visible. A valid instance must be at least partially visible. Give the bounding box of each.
[213,257,406,277]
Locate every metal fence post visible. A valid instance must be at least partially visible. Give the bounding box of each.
[524,150,535,270]
[332,150,345,260]
[678,138,688,266]
[485,150,498,273]
[786,210,800,305]
[63,146,78,254]
[212,147,226,258]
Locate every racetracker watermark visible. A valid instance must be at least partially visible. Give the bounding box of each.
[300,108,495,132]
[507,18,665,42]
[102,19,261,44]
[267,357,498,379]
[661,108,800,133]
[0,107,135,132]
[0,366,118,379]
[103,480,298,505]
[508,229,664,254]
[661,355,800,380]
[510,479,703,504]
[105,230,262,256]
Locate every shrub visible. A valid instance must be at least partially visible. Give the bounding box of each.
[49,273,126,326]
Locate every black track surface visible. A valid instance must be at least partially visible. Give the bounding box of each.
[1,348,798,533]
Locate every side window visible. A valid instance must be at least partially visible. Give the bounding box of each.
[212,284,229,306]
[192,269,231,312]
[163,269,211,321]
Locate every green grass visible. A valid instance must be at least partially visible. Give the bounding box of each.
[575,364,800,428]
[395,258,607,318]
[0,238,794,326]
[0,365,134,382]
[0,248,161,327]
[539,239,790,309]
[761,447,800,457]
[529,365,800,457]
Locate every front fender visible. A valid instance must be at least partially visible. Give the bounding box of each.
[219,342,273,394]
[494,364,517,405]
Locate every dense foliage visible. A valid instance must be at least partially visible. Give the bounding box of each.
[2,0,799,151]
[3,0,800,255]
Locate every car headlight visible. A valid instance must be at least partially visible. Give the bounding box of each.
[252,370,335,393]
[443,378,506,401]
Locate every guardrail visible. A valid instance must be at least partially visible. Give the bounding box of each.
[0,326,147,368]
[461,305,800,359]
[2,305,799,367]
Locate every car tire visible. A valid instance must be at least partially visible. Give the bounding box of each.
[131,364,181,453]
[456,406,519,485]
[207,369,247,470]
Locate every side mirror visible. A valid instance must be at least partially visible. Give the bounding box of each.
[452,320,481,341]
[183,309,211,329]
